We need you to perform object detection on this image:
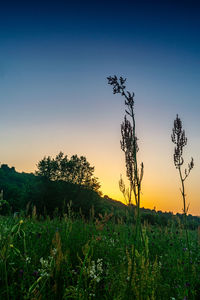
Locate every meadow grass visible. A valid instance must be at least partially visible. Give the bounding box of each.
[0,213,199,299]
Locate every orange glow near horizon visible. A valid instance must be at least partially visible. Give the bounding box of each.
[9,143,199,217]
[2,113,199,217]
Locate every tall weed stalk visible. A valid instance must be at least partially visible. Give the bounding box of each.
[171,114,194,256]
[107,76,144,243]
[107,76,144,297]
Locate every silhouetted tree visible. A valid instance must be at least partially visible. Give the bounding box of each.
[36,152,101,192]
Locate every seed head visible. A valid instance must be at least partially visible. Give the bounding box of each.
[171,114,187,168]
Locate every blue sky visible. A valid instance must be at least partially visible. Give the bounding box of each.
[0,0,200,214]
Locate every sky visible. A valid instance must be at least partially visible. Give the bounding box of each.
[0,0,200,215]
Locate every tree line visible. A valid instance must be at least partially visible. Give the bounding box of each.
[0,159,199,229]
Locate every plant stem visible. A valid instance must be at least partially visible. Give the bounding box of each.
[178,167,191,260]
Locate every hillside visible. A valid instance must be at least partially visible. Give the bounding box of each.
[0,164,199,228]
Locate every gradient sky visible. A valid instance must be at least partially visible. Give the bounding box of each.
[0,0,200,215]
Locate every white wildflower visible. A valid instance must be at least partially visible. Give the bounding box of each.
[87,258,103,283]
[25,257,31,263]
[52,248,57,256]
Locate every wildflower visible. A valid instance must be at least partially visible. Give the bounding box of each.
[97,258,103,273]
[109,238,115,246]
[38,256,53,278]
[39,269,50,277]
[88,259,103,283]
[25,257,31,263]
[19,220,23,224]
[40,257,49,268]
[89,293,95,297]
[52,248,57,256]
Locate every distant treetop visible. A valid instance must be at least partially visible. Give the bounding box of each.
[36,151,101,192]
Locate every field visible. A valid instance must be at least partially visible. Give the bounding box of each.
[0,211,200,300]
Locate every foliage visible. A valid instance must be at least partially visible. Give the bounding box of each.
[0,190,10,215]
[0,214,200,299]
[36,152,100,192]
[0,164,200,229]
[0,162,102,218]
[0,164,34,212]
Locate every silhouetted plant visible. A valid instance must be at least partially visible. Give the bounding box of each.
[107,75,144,297]
[171,114,194,254]
[119,174,131,205]
[107,76,144,217]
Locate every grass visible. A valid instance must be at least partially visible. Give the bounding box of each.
[0,212,200,299]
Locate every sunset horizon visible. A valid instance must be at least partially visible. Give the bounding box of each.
[1,0,200,215]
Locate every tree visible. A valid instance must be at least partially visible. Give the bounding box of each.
[36,152,101,192]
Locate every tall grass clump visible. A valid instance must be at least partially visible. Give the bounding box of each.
[1,211,200,299]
